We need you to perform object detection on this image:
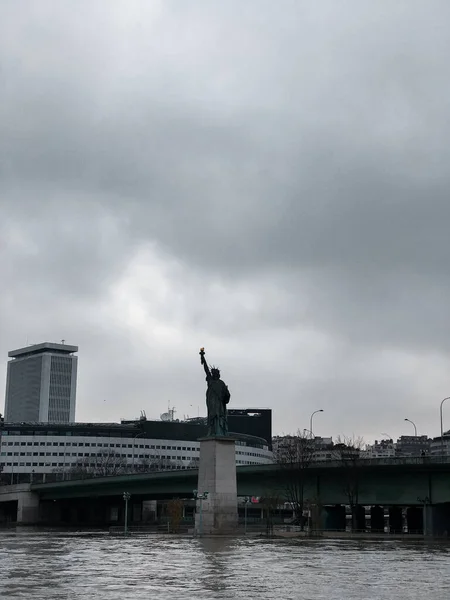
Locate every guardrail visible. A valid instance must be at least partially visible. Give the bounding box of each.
[306,455,450,469]
[4,454,450,489]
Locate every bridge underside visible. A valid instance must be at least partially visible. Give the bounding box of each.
[2,494,450,537]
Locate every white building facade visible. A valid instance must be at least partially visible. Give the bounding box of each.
[430,433,450,456]
[362,439,396,459]
[0,421,273,483]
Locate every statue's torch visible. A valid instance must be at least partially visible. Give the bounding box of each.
[199,347,205,364]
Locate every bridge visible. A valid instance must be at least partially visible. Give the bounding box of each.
[1,458,450,535]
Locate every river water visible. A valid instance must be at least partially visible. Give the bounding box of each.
[0,532,449,599]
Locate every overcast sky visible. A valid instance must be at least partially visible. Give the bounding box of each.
[2,1,450,441]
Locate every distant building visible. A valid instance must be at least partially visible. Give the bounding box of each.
[362,439,396,459]
[395,435,430,457]
[311,437,335,461]
[0,419,272,484]
[144,408,273,449]
[228,409,272,449]
[272,434,334,462]
[430,432,450,456]
[4,342,78,423]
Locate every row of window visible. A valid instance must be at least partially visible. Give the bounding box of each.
[1,441,200,451]
[0,447,265,458]
[2,462,197,471]
[4,462,68,467]
[1,459,258,468]
[0,444,269,460]
[0,452,198,460]
[0,440,270,457]
[0,431,269,451]
[236,451,268,458]
[1,431,139,437]
[0,449,271,462]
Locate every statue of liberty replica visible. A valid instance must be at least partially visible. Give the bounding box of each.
[195,347,237,535]
[199,348,230,437]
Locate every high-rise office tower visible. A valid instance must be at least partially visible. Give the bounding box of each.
[4,342,78,423]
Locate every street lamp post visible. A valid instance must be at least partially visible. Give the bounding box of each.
[404,418,417,437]
[309,410,323,438]
[193,489,208,536]
[440,397,450,457]
[123,492,131,535]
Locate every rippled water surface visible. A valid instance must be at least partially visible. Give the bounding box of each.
[1,532,449,599]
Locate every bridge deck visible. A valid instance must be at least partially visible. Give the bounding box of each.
[26,458,450,506]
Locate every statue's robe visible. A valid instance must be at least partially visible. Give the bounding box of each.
[205,376,230,437]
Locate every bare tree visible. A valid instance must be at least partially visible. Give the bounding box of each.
[308,495,324,534]
[0,467,6,486]
[135,455,177,473]
[260,494,282,537]
[166,498,184,533]
[274,430,316,529]
[333,435,365,531]
[68,449,127,479]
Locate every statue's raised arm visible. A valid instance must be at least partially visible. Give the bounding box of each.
[199,347,211,378]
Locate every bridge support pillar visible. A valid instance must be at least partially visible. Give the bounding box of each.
[142,500,157,522]
[194,437,238,535]
[310,503,324,530]
[17,492,40,524]
[424,503,450,537]
[324,505,346,530]
[70,505,79,523]
[406,507,423,534]
[370,505,384,532]
[132,502,142,523]
[389,506,403,533]
[352,505,365,531]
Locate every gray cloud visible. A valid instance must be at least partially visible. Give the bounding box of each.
[2,1,450,440]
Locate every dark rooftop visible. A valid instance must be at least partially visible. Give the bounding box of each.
[8,342,78,359]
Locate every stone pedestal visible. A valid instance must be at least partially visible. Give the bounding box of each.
[194,436,238,535]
